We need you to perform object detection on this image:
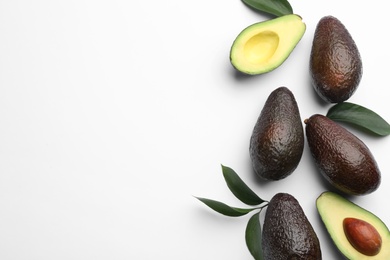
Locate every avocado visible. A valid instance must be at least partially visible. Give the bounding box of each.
[250,87,304,180]
[317,191,390,259]
[309,15,362,103]
[262,193,322,259]
[230,14,306,75]
[304,114,381,195]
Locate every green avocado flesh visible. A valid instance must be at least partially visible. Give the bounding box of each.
[317,192,390,259]
[230,14,306,75]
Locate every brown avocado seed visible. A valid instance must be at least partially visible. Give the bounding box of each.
[343,217,382,256]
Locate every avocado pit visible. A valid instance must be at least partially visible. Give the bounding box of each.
[343,217,382,256]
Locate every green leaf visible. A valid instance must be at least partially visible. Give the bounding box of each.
[245,212,263,260]
[222,165,267,206]
[241,0,293,17]
[327,102,390,136]
[195,197,257,217]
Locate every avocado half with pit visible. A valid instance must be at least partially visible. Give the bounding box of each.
[230,14,306,75]
[317,191,390,259]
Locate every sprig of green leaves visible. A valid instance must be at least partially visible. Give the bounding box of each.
[245,212,264,259]
[222,165,266,206]
[326,102,390,136]
[195,165,268,260]
[195,197,260,217]
[241,0,293,17]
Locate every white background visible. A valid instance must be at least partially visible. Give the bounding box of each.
[0,1,389,259]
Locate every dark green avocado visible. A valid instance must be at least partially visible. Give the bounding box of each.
[317,191,390,259]
[304,114,381,195]
[310,15,362,103]
[249,86,304,180]
[262,193,322,259]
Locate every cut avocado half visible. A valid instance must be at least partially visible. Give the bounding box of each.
[317,191,390,259]
[230,14,306,75]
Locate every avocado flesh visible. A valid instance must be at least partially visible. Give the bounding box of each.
[262,193,322,259]
[317,191,390,259]
[250,87,304,180]
[304,114,381,195]
[310,15,362,103]
[230,14,306,75]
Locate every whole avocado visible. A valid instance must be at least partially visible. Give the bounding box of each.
[310,15,362,103]
[262,193,322,259]
[249,86,304,180]
[304,114,381,195]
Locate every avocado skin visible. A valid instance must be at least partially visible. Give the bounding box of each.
[262,193,322,259]
[305,114,381,195]
[310,16,362,103]
[249,86,304,180]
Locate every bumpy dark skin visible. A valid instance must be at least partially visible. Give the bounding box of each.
[305,114,381,195]
[310,16,362,103]
[262,193,322,260]
[249,86,304,180]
